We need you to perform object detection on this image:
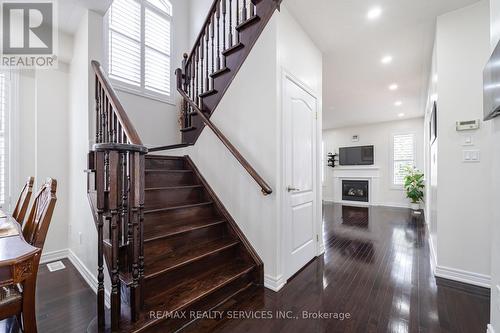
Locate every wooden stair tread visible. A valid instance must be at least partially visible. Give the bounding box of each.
[144,216,225,241]
[144,201,213,214]
[145,185,202,191]
[145,259,254,311]
[144,237,240,279]
[145,169,193,173]
[236,15,260,31]
[222,42,244,56]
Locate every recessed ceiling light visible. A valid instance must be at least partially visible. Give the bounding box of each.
[398,113,405,117]
[394,101,403,106]
[389,84,398,91]
[381,55,393,64]
[367,7,382,20]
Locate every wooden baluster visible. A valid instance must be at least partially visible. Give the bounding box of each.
[205,23,210,90]
[95,151,105,328]
[100,88,105,143]
[200,40,205,95]
[95,77,100,144]
[250,0,255,17]
[129,151,140,321]
[222,0,227,65]
[235,0,240,43]
[196,46,200,106]
[138,153,145,308]
[211,14,215,78]
[216,2,221,71]
[243,0,248,21]
[108,150,121,330]
[190,59,196,127]
[228,0,233,47]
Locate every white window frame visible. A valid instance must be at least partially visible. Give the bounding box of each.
[0,70,18,211]
[390,131,416,190]
[104,0,174,105]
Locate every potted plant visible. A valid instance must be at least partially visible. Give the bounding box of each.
[403,166,424,210]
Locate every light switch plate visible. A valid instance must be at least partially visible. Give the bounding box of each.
[462,136,474,146]
[463,150,480,162]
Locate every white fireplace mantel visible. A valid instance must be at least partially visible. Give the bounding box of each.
[331,166,381,205]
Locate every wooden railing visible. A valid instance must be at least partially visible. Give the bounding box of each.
[176,69,272,195]
[91,61,147,330]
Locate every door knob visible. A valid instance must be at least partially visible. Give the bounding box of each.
[287,186,300,192]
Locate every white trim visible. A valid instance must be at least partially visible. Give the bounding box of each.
[264,274,286,292]
[435,265,491,289]
[68,249,111,308]
[326,200,410,209]
[389,131,417,189]
[487,324,496,333]
[40,248,70,264]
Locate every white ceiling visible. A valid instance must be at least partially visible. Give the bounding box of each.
[286,0,481,129]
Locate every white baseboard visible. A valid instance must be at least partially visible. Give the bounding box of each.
[67,249,111,308]
[327,200,410,209]
[435,265,491,289]
[264,274,286,292]
[488,324,496,333]
[40,248,70,264]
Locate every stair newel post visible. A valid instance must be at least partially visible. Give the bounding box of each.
[108,150,121,331]
[182,53,189,129]
[228,0,233,47]
[123,151,132,267]
[128,150,141,321]
[95,150,106,328]
[222,0,227,67]
[216,2,221,72]
[205,23,210,91]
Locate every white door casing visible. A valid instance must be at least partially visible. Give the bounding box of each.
[283,74,318,280]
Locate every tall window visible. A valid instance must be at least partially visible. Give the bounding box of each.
[107,0,172,101]
[392,133,415,186]
[0,72,10,208]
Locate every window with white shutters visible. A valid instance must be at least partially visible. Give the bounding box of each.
[0,72,10,208]
[107,0,172,101]
[392,133,415,186]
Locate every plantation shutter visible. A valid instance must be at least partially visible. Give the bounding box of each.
[0,72,9,207]
[109,0,142,87]
[145,7,171,95]
[393,133,415,185]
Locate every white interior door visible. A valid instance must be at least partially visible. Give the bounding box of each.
[283,75,317,280]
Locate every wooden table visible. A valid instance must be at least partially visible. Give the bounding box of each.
[0,210,41,333]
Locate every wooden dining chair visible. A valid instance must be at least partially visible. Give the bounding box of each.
[0,178,57,333]
[22,178,57,249]
[12,177,34,225]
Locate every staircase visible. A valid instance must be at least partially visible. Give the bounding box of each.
[87,0,280,331]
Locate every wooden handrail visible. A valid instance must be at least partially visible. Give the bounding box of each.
[176,70,272,195]
[91,60,143,146]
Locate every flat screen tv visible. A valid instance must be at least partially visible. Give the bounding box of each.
[339,146,374,166]
[484,40,500,120]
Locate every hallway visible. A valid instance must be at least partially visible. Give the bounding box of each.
[0,204,489,333]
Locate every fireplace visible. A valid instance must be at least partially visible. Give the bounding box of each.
[342,180,369,202]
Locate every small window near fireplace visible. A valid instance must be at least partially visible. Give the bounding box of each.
[342,180,369,202]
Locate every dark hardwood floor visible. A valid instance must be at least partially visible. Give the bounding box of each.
[0,203,490,332]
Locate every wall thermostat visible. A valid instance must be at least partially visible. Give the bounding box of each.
[456,120,480,131]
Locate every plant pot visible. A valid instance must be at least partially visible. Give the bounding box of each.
[410,203,420,211]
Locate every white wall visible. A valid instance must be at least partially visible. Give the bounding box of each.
[489,0,500,330]
[323,118,424,208]
[429,1,492,286]
[16,64,71,255]
[186,5,323,290]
